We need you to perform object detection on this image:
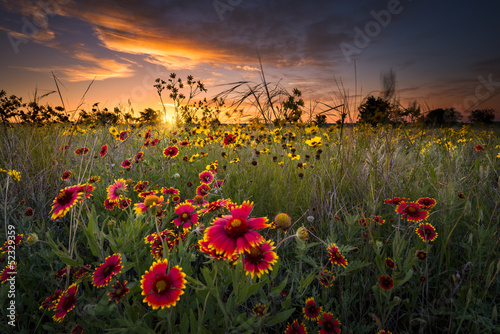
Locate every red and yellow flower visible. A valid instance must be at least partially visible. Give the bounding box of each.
[416,222,438,242]
[285,319,308,334]
[53,283,78,322]
[0,262,16,283]
[396,201,428,222]
[106,179,127,202]
[173,202,198,230]
[108,280,130,303]
[50,184,85,220]
[99,144,108,158]
[318,312,341,334]
[92,254,123,288]
[303,297,322,321]
[378,275,394,291]
[163,146,179,158]
[203,201,269,257]
[327,243,348,268]
[417,197,437,210]
[141,258,187,309]
[241,240,278,279]
[134,195,166,215]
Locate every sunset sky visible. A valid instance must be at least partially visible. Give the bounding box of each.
[1,0,499,122]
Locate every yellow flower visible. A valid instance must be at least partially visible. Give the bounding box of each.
[304,126,319,134]
[230,158,240,164]
[4,169,21,181]
[305,136,322,147]
[288,153,300,160]
[109,126,119,136]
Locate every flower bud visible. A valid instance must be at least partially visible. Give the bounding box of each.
[296,227,309,241]
[26,233,38,246]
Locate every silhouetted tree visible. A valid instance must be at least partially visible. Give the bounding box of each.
[0,90,24,124]
[138,108,160,125]
[358,95,392,125]
[423,108,462,126]
[469,108,495,124]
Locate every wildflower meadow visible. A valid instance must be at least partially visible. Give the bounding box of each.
[1,112,500,333]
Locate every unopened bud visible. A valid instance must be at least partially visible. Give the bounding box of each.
[296,227,309,241]
[26,233,38,246]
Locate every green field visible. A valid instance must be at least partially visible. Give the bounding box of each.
[1,122,499,333]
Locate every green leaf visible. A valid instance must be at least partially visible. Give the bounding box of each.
[271,258,280,280]
[395,269,413,288]
[266,308,295,326]
[271,275,288,297]
[180,312,190,334]
[298,271,316,292]
[190,309,198,334]
[56,252,81,267]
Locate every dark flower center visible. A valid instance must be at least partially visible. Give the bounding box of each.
[102,265,114,277]
[56,190,75,206]
[193,195,204,204]
[246,247,263,264]
[225,218,248,238]
[181,213,190,221]
[407,206,418,214]
[153,275,172,295]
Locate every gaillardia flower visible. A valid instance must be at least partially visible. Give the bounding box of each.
[318,269,335,288]
[285,319,308,334]
[252,303,266,317]
[92,254,123,288]
[318,312,341,334]
[107,179,127,202]
[417,197,437,210]
[378,275,394,291]
[163,146,179,158]
[385,258,396,270]
[416,250,428,261]
[53,284,78,322]
[199,171,214,184]
[40,289,63,310]
[384,197,409,206]
[203,201,269,257]
[242,240,278,278]
[108,280,130,303]
[396,201,428,222]
[141,258,187,309]
[303,297,322,321]
[99,144,108,158]
[61,170,72,180]
[173,202,198,230]
[0,263,17,283]
[327,243,348,268]
[50,184,85,220]
[134,195,166,214]
[416,223,438,242]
